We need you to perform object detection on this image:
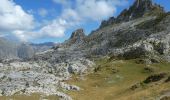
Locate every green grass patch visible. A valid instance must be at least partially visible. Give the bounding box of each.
[66,57,170,100]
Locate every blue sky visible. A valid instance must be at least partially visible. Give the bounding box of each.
[0,0,170,43]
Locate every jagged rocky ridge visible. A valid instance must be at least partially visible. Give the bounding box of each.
[60,0,170,62]
[0,0,170,99]
[100,0,164,28]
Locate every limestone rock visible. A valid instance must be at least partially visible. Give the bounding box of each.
[60,82,80,91]
[63,28,86,48]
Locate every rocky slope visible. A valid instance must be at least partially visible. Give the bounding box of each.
[0,51,94,100]
[59,0,170,62]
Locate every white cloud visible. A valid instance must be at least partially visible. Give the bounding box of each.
[39,19,67,37]
[38,8,48,17]
[76,0,116,21]
[53,0,128,21]
[52,0,70,6]
[12,19,67,41]
[33,0,127,41]
[0,0,34,32]
[13,30,29,41]
[0,0,128,41]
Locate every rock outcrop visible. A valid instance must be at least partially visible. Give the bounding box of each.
[63,28,86,48]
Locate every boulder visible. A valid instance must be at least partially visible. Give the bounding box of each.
[60,82,80,91]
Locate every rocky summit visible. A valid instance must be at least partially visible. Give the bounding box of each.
[63,28,86,48]
[0,0,170,100]
[100,0,164,28]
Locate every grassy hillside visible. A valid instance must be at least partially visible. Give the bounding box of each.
[66,57,170,100]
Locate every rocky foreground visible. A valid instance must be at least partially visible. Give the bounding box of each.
[0,49,94,100]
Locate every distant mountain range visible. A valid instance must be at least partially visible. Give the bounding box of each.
[30,42,56,53]
[0,38,56,60]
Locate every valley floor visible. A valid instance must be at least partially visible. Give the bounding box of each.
[66,58,170,100]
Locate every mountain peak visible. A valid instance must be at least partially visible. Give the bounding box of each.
[135,0,152,8]
[100,0,165,28]
[63,28,86,47]
[117,0,164,21]
[70,28,85,40]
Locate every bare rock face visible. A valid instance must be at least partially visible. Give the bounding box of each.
[118,0,164,21]
[70,29,85,40]
[100,0,164,28]
[63,29,86,48]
